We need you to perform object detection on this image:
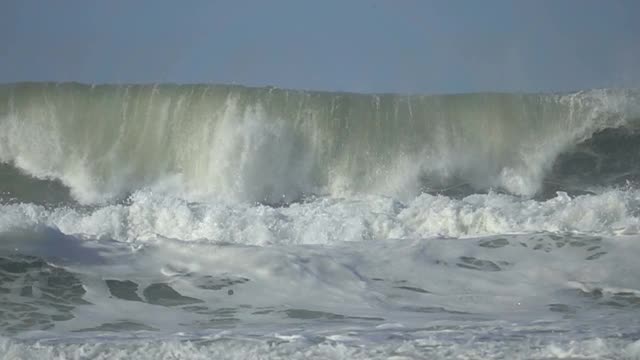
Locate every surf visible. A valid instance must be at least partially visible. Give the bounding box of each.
[2,83,640,358]
[1,82,639,205]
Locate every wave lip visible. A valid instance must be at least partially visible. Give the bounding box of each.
[1,83,639,204]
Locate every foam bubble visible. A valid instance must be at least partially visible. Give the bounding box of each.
[0,335,633,360]
[1,189,639,244]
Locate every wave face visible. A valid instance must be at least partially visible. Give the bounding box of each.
[1,83,639,204]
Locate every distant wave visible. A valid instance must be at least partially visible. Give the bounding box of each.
[1,82,639,204]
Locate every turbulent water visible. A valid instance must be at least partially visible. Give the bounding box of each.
[1,82,640,359]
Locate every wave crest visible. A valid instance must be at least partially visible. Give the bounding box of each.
[0,83,638,204]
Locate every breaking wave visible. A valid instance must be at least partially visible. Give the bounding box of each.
[1,83,639,205]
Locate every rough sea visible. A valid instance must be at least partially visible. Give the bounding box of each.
[1,83,640,359]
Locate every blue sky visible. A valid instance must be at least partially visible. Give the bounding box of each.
[1,0,639,93]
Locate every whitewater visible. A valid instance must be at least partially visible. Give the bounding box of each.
[1,82,640,359]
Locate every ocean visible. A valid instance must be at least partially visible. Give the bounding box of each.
[1,82,640,359]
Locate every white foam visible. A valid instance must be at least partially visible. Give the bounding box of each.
[0,335,633,360]
[4,206,640,333]
[1,189,639,244]
[627,340,640,360]
[2,202,640,353]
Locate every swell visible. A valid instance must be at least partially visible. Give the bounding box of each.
[0,82,638,204]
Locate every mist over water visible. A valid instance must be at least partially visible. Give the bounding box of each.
[2,82,640,359]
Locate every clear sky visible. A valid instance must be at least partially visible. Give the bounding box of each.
[1,0,639,93]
